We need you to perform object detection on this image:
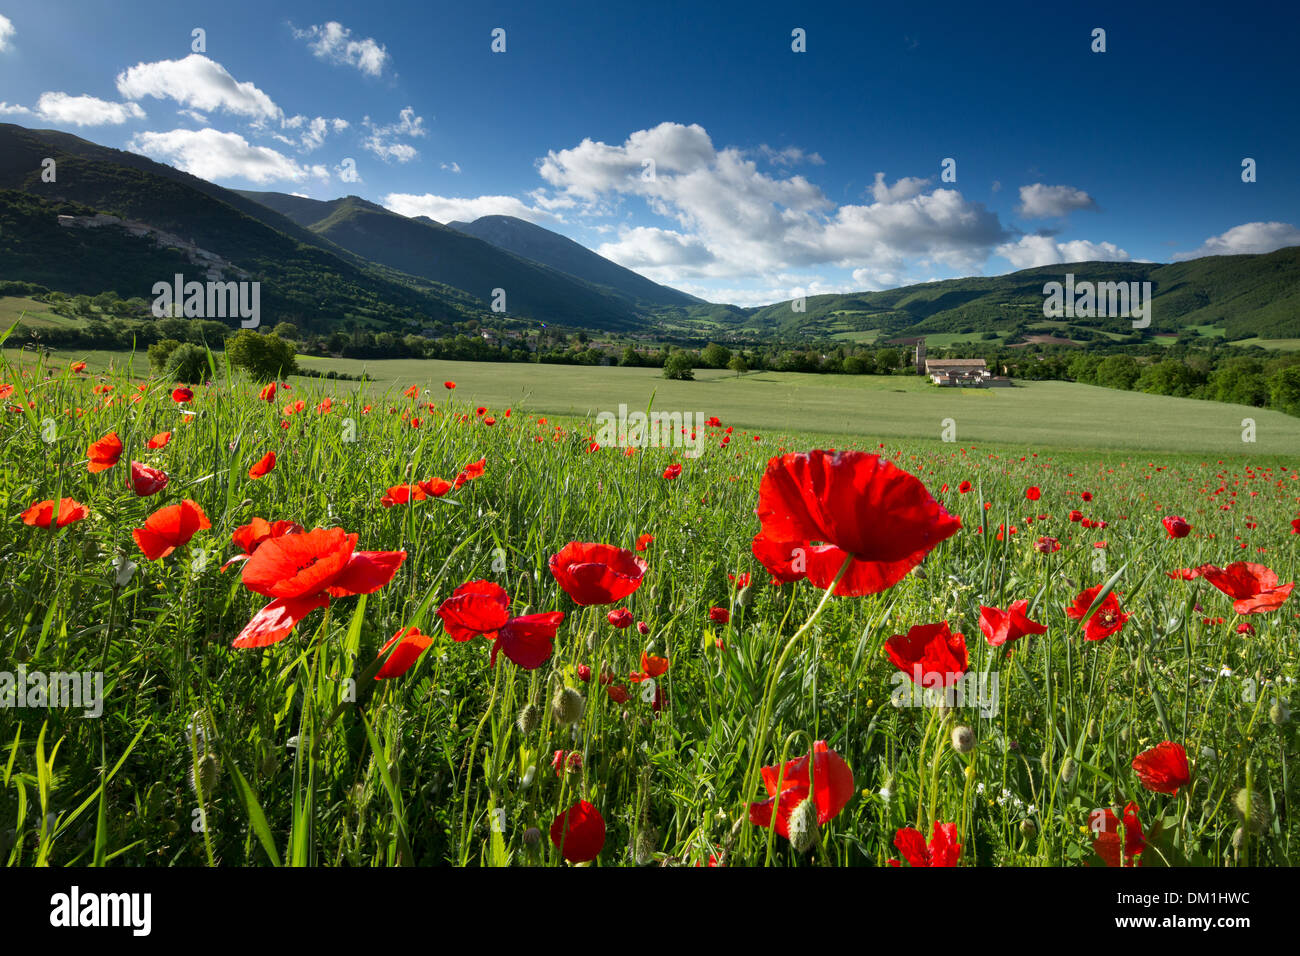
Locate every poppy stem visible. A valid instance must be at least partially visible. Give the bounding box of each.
[743,554,852,861]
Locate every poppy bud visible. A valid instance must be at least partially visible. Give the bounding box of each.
[1020,819,1037,837]
[551,686,585,726]
[1233,788,1270,835]
[1086,718,1098,740]
[1269,699,1291,726]
[188,753,221,796]
[577,664,591,682]
[1060,757,1078,784]
[516,703,540,735]
[787,796,819,853]
[736,584,754,608]
[634,828,657,865]
[523,826,543,848]
[1231,826,1246,850]
[951,726,975,754]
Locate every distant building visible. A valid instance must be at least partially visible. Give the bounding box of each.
[925,358,992,386]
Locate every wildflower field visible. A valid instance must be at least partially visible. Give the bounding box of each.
[2,350,1297,868]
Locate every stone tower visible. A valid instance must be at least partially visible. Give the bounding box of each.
[914,338,926,374]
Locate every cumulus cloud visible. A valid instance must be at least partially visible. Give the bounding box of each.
[0,14,14,52]
[533,122,1008,281]
[383,192,552,224]
[757,144,825,166]
[116,55,281,122]
[127,128,328,184]
[0,101,33,116]
[362,107,425,163]
[1016,183,1097,218]
[282,114,349,151]
[440,161,461,173]
[1172,221,1300,261]
[293,22,389,76]
[995,234,1131,269]
[34,92,145,126]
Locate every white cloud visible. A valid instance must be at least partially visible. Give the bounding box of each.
[127,128,328,184]
[440,161,461,173]
[116,55,281,122]
[294,21,389,76]
[0,102,33,116]
[1172,221,1300,261]
[995,235,1131,269]
[177,108,209,124]
[1016,183,1097,218]
[34,92,145,126]
[757,144,825,166]
[0,14,14,52]
[282,114,348,151]
[361,107,425,163]
[533,122,1008,281]
[383,192,552,224]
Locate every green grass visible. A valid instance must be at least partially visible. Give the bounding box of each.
[0,296,79,329]
[10,349,1300,456]
[1,345,1296,868]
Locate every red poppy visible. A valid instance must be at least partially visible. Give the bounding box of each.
[1291,518,1300,535]
[1162,515,1192,538]
[889,823,962,867]
[1034,536,1061,554]
[1093,802,1145,867]
[979,600,1047,647]
[128,460,169,497]
[1167,566,1207,581]
[233,528,406,647]
[549,542,648,606]
[404,385,419,398]
[885,622,969,687]
[147,431,172,449]
[133,499,211,561]
[629,651,669,683]
[435,580,562,668]
[494,612,564,669]
[709,606,730,624]
[1065,585,1131,642]
[375,626,433,679]
[636,533,654,552]
[70,361,87,373]
[418,477,452,497]
[172,387,193,403]
[259,382,276,402]
[248,452,276,479]
[958,480,972,494]
[748,741,854,840]
[662,463,682,480]
[751,451,960,597]
[222,518,303,570]
[607,607,633,628]
[1131,741,1191,796]
[1199,562,1294,614]
[550,800,605,863]
[1025,486,1041,501]
[87,431,123,472]
[20,497,88,528]
[380,484,425,507]
[437,580,510,641]
[607,684,630,703]
[1068,509,1083,522]
[444,381,456,389]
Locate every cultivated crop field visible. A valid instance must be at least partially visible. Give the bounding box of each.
[1,351,1297,867]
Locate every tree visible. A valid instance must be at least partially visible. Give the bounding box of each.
[1094,355,1141,391]
[1268,365,1300,416]
[701,343,731,368]
[727,353,749,376]
[164,343,211,384]
[273,321,300,341]
[662,351,695,381]
[225,330,297,380]
[875,348,900,374]
[148,338,183,375]
[619,345,641,367]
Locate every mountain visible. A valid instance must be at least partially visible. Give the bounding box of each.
[0,123,482,329]
[236,191,652,330]
[445,215,701,309]
[738,247,1300,341]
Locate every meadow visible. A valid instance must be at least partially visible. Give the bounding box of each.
[1,346,1297,867]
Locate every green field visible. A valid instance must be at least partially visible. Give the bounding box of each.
[11,348,1300,456]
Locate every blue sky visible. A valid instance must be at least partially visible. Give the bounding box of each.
[1,0,1297,305]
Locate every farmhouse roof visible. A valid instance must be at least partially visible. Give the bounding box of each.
[925,358,988,369]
